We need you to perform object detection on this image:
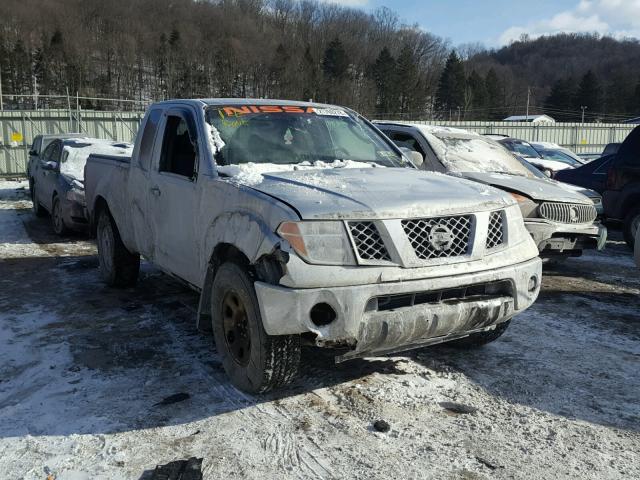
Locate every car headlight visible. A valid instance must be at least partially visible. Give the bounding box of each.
[509,192,538,218]
[277,221,356,265]
[66,184,86,205]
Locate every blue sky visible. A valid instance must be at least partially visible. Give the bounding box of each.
[329,0,640,47]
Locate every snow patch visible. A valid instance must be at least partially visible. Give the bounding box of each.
[61,138,133,181]
[206,123,226,155]
[217,160,377,186]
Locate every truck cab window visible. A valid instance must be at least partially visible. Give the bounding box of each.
[159,115,197,179]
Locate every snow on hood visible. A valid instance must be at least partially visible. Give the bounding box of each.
[527,158,571,171]
[462,172,593,204]
[248,167,513,220]
[61,138,133,182]
[217,160,380,186]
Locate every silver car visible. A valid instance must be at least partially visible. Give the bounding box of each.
[376,122,607,260]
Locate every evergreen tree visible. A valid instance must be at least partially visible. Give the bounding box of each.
[485,68,503,120]
[574,70,602,118]
[271,43,291,98]
[371,47,396,115]
[300,45,317,101]
[545,77,576,121]
[322,38,349,103]
[466,70,487,119]
[632,80,640,114]
[435,51,465,118]
[396,44,420,115]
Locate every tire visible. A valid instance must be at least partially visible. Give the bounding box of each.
[623,206,640,250]
[31,181,46,217]
[211,262,300,393]
[447,320,511,348]
[51,196,70,236]
[96,209,140,287]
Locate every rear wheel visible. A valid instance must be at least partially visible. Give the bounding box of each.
[448,320,511,348]
[51,196,70,236]
[31,181,46,217]
[96,209,139,287]
[623,206,640,249]
[211,262,300,393]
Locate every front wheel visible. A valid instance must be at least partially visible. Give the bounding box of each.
[96,209,140,287]
[51,196,70,236]
[211,262,300,393]
[447,320,511,348]
[31,181,46,217]
[623,206,640,250]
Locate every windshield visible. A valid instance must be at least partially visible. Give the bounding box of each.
[424,131,536,177]
[537,149,582,166]
[205,105,406,168]
[501,139,541,158]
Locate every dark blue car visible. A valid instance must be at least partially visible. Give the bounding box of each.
[554,154,615,195]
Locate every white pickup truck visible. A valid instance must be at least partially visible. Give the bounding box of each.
[84,99,542,393]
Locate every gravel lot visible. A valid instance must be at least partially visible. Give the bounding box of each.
[0,179,638,479]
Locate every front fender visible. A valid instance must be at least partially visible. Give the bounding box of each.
[196,210,283,332]
[201,210,281,271]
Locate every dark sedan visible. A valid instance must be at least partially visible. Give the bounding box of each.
[30,137,132,235]
[553,154,615,195]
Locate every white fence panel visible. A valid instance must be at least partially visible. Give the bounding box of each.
[0,110,143,176]
[398,120,635,154]
[1,112,637,176]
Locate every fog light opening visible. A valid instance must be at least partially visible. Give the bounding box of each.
[310,303,337,327]
[528,275,539,293]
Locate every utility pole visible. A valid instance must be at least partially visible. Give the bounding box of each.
[525,87,531,121]
[580,106,588,148]
[457,106,461,122]
[0,65,3,111]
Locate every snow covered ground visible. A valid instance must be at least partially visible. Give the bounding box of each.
[0,179,638,479]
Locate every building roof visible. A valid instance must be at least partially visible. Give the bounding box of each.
[503,114,556,123]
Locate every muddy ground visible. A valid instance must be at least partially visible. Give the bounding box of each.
[0,180,638,479]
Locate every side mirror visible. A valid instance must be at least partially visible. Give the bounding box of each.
[42,161,58,171]
[29,150,37,156]
[399,147,424,168]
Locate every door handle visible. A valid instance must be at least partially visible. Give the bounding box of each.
[150,186,161,197]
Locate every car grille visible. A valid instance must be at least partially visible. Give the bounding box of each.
[539,202,597,224]
[486,210,505,249]
[401,215,472,260]
[348,221,391,261]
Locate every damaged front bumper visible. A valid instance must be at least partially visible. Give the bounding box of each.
[525,219,607,255]
[254,257,541,360]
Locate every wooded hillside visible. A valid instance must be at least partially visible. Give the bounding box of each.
[0,0,639,121]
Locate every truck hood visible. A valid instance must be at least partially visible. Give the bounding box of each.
[250,168,514,220]
[462,172,592,204]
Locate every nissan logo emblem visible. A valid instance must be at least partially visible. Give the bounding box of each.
[429,224,455,251]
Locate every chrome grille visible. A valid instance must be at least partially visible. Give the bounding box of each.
[348,222,390,261]
[539,202,597,224]
[486,211,505,249]
[401,215,472,260]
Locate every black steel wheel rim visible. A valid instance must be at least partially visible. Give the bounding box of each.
[222,290,251,366]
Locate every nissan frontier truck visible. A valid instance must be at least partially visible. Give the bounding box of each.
[84,99,542,393]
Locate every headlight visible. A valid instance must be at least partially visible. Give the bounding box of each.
[66,187,86,205]
[277,221,356,265]
[509,192,538,218]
